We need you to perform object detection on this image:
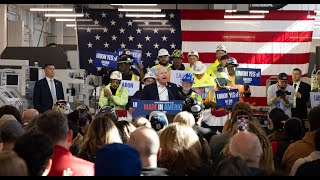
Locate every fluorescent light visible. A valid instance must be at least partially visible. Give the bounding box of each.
[111,4,157,6]
[45,13,84,17]
[224,15,265,19]
[225,10,237,13]
[249,10,269,13]
[66,24,76,27]
[118,8,161,12]
[30,8,73,11]
[125,13,166,18]
[56,18,75,22]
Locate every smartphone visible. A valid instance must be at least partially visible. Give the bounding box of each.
[237,115,249,132]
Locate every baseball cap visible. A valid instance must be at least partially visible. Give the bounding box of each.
[278,73,288,80]
[95,143,142,176]
[149,111,168,131]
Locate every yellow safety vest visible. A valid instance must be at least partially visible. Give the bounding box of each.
[192,73,216,102]
[131,74,140,81]
[206,59,220,77]
[98,84,129,110]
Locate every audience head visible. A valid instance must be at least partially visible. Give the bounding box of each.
[173,111,196,127]
[229,131,263,168]
[115,120,136,143]
[0,117,25,150]
[308,106,320,131]
[14,131,54,176]
[35,110,69,145]
[214,155,250,176]
[0,105,22,124]
[67,109,92,135]
[97,106,118,123]
[95,143,142,176]
[149,111,169,131]
[268,108,288,131]
[284,117,304,141]
[21,109,39,128]
[182,97,204,124]
[0,150,28,176]
[131,117,151,128]
[52,100,72,115]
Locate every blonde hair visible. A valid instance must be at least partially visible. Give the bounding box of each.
[158,122,203,175]
[0,150,28,176]
[224,121,274,172]
[131,117,151,128]
[173,111,196,127]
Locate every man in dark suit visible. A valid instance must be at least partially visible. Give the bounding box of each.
[141,66,183,101]
[33,64,64,113]
[290,68,311,121]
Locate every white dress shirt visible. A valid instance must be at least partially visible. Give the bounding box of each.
[293,81,301,108]
[46,77,57,103]
[156,81,169,101]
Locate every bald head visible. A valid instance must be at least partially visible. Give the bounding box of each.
[229,131,262,165]
[22,109,39,125]
[127,127,160,157]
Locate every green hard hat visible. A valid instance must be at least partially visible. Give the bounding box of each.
[170,49,184,58]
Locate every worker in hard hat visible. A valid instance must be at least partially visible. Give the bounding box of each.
[99,71,129,110]
[178,73,203,102]
[151,48,172,70]
[186,50,199,71]
[171,49,185,70]
[117,49,143,82]
[206,45,227,77]
[211,54,233,90]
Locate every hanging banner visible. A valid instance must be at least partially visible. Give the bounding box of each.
[170,70,190,86]
[121,80,140,96]
[235,68,261,86]
[215,89,240,108]
[95,50,118,69]
[131,100,183,117]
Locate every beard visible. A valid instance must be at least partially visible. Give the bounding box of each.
[159,61,168,66]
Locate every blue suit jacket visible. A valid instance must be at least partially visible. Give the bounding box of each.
[33,78,64,113]
[141,82,184,101]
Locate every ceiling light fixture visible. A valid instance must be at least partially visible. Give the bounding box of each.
[30,8,73,11]
[125,13,166,18]
[224,15,265,19]
[66,24,76,27]
[111,4,157,6]
[45,13,84,17]
[56,18,75,22]
[118,8,161,12]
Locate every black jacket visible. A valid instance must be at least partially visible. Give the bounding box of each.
[289,81,311,120]
[141,82,184,100]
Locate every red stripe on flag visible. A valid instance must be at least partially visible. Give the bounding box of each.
[180,10,314,20]
[182,31,313,42]
[259,74,308,86]
[182,53,310,65]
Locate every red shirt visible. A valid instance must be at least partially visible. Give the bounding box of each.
[48,145,94,176]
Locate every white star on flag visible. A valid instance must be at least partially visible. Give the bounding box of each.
[84,12,90,18]
[111,35,117,41]
[145,35,151,41]
[137,43,143,49]
[146,67,151,72]
[155,59,159,64]
[95,34,100,40]
[94,20,99,25]
[86,27,91,33]
[110,20,116,26]
[127,20,133,26]
[215,130,221,135]
[128,35,134,41]
[170,43,176,49]
[101,12,107,18]
[170,28,176,33]
[153,43,159,49]
[136,28,142,34]
[102,27,108,33]
[169,13,175,19]
[161,35,168,41]
[97,67,102,71]
[104,42,109,48]
[87,42,93,48]
[161,20,167,25]
[153,28,159,33]
[119,28,125,33]
[144,21,150,25]
[88,58,93,64]
[146,51,152,57]
[118,13,124,18]
[120,43,126,48]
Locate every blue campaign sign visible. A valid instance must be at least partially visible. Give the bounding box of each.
[118,48,142,64]
[215,89,240,108]
[95,50,118,69]
[131,100,184,117]
[235,68,261,86]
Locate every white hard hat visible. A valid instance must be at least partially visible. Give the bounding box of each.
[143,71,156,81]
[158,48,170,57]
[110,71,122,80]
[216,45,227,52]
[188,50,199,59]
[192,61,207,75]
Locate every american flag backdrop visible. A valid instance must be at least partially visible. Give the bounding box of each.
[76,9,315,106]
[76,9,181,74]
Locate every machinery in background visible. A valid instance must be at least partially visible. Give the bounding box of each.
[84,75,103,114]
[0,86,28,114]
